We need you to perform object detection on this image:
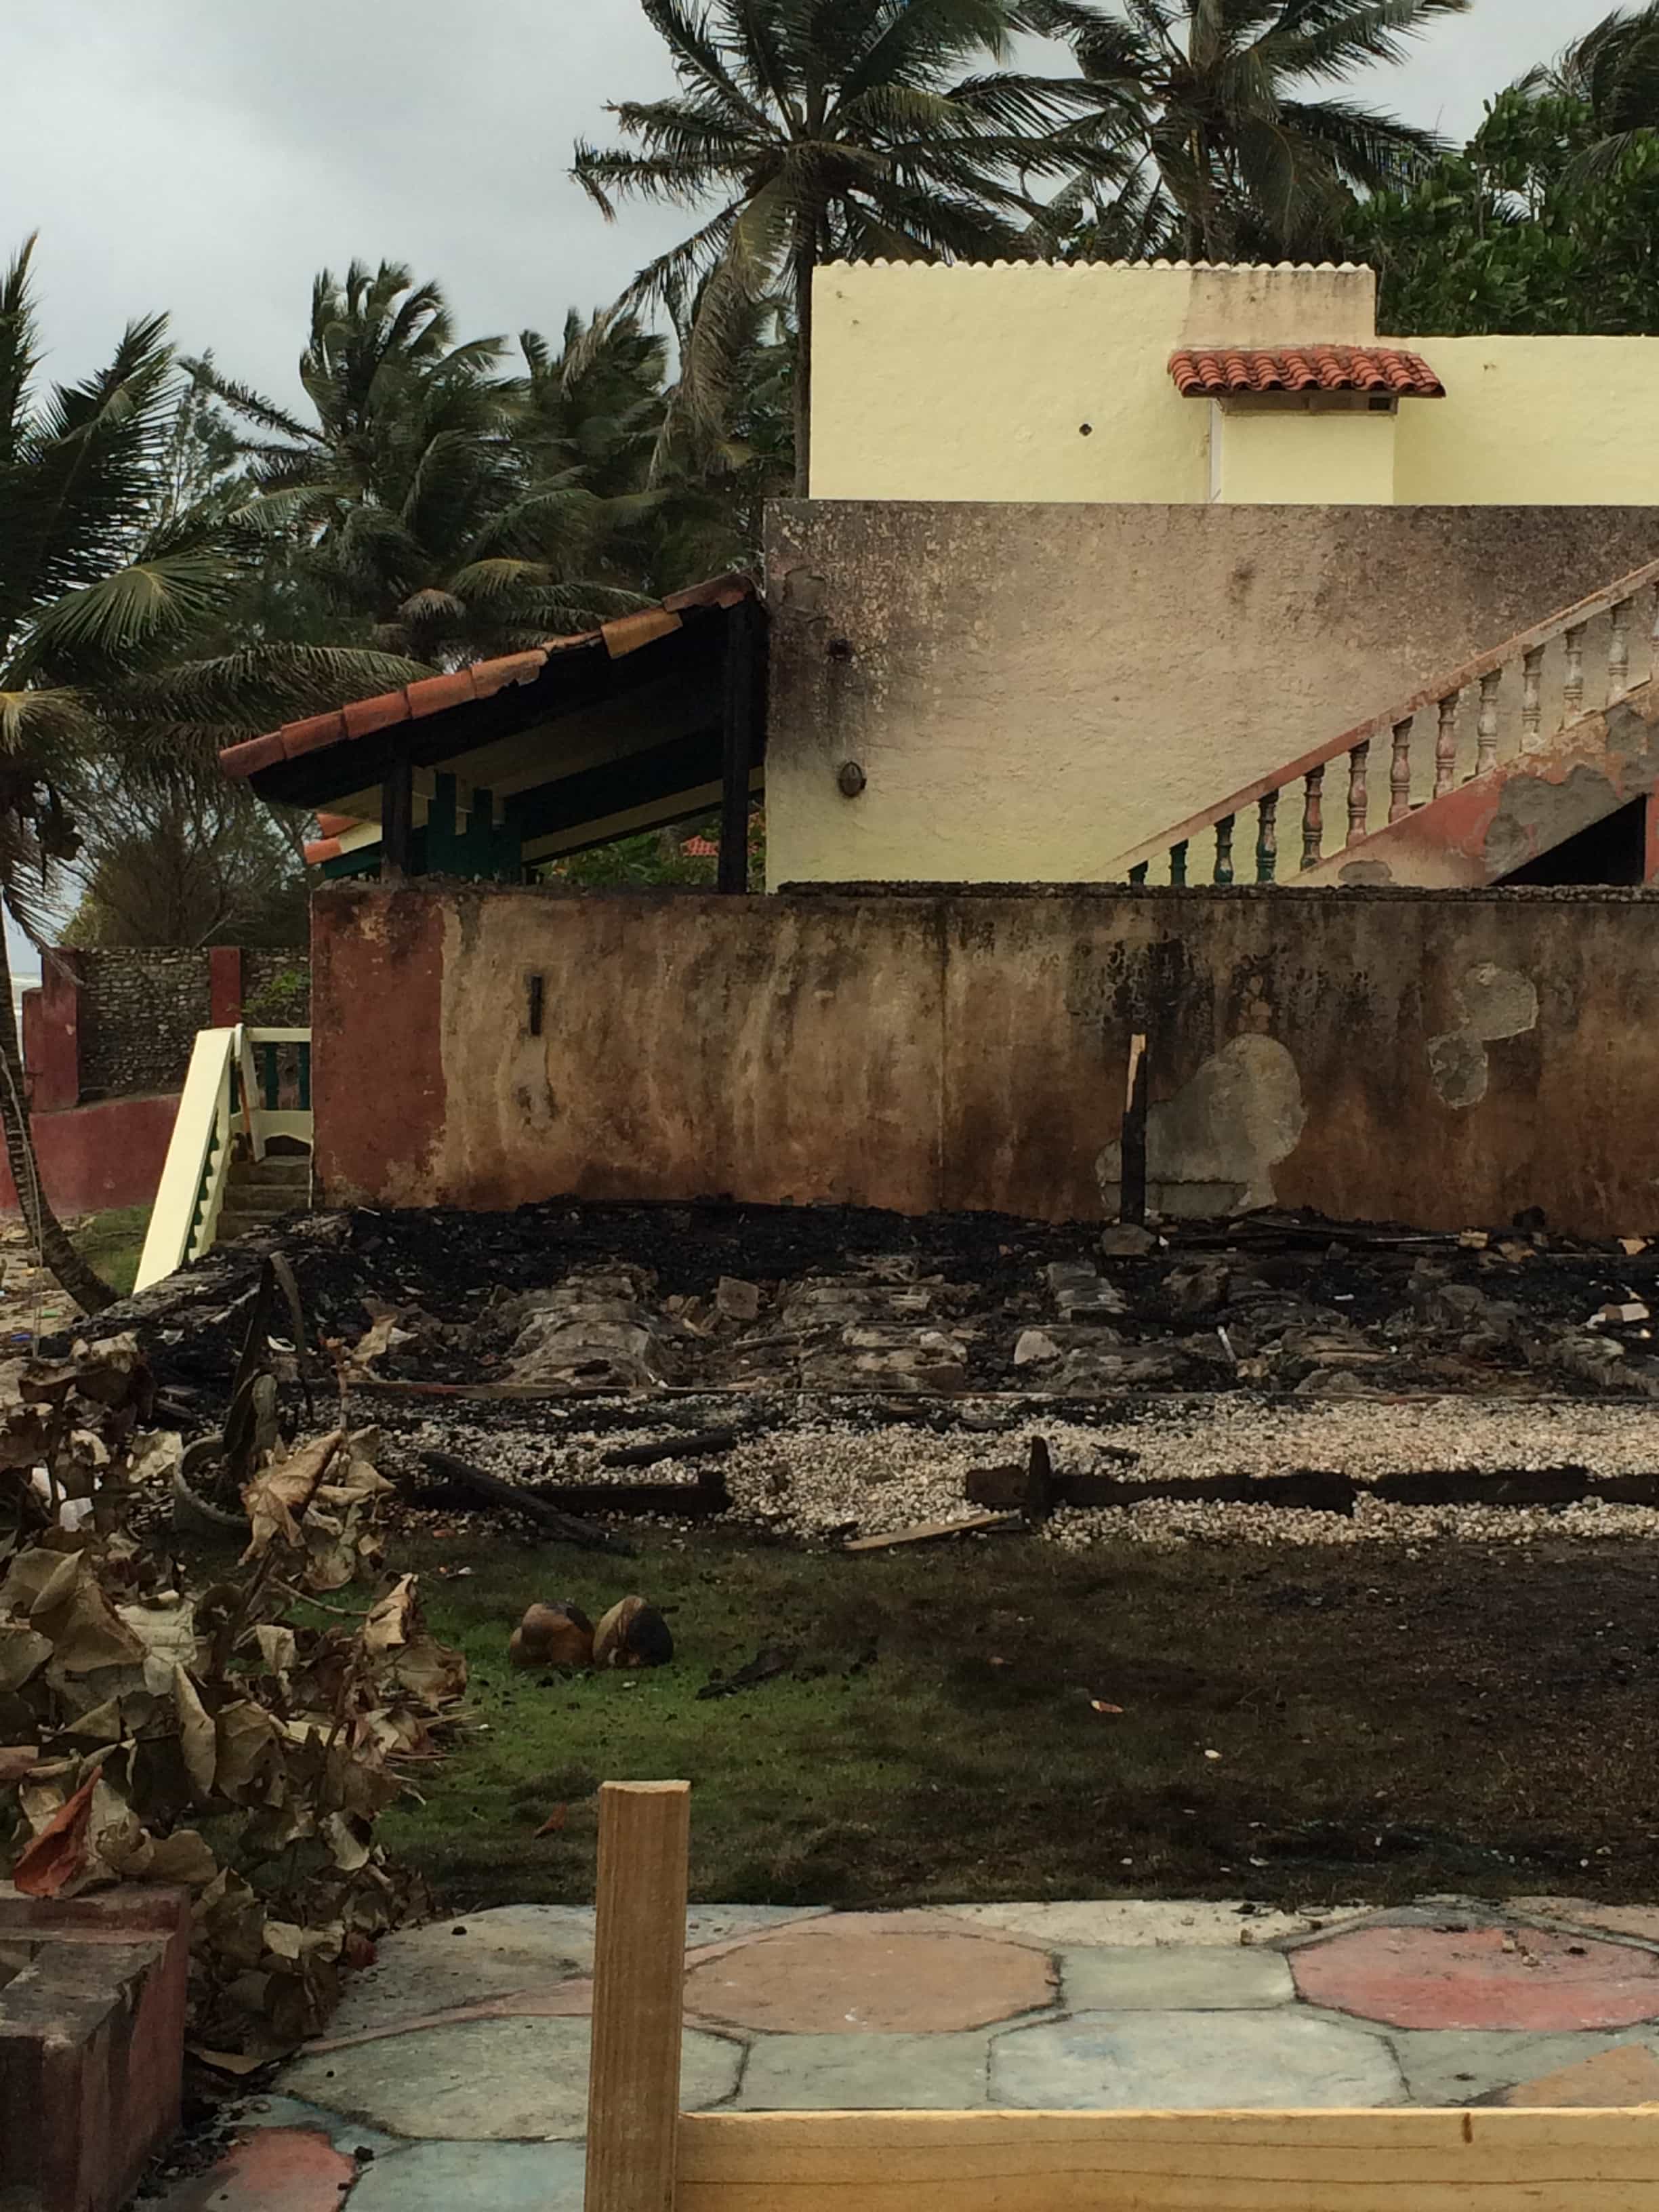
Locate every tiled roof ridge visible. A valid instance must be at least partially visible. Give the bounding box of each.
[1169,343,1445,398]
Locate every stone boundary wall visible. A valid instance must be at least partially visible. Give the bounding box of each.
[311,881,1659,1239]
[72,948,309,1100]
[77,949,213,1099]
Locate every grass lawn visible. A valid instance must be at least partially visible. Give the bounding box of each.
[75,1206,150,1298]
[367,1527,1659,1916]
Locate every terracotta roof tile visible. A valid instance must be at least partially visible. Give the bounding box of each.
[1169,345,1445,398]
[471,649,551,701]
[340,689,414,743]
[401,669,477,721]
[219,571,758,783]
[220,733,288,779]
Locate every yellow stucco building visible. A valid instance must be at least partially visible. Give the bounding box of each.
[808,260,1659,507]
[762,258,1659,888]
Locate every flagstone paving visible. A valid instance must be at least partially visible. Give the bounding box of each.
[152,1896,1659,2211]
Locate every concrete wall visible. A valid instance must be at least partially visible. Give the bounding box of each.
[1214,403,1398,506]
[0,1095,180,1219]
[810,262,1659,507]
[311,880,1659,1239]
[764,500,1659,886]
[1392,337,1659,506]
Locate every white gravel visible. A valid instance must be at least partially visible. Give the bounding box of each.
[396,1393,1659,1549]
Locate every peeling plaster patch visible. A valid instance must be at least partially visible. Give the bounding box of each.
[1097,1035,1305,1218]
[1486,764,1621,880]
[1428,962,1539,1111]
[1427,1027,1492,1110]
[1460,961,1540,1044]
[1339,859,1393,885]
[1605,700,1659,758]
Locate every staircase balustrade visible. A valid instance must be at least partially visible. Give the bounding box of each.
[1115,564,1659,888]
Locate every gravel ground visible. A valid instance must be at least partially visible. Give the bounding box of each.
[388,1391,1659,1550]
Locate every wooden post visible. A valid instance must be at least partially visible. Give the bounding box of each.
[382,754,415,881]
[585,1780,692,2212]
[718,600,758,894]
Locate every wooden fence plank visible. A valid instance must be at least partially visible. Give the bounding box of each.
[584,1780,692,2212]
[676,2106,1659,2211]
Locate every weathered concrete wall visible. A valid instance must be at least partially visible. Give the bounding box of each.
[312,881,1659,1238]
[810,262,1659,507]
[0,1095,180,1219]
[764,501,1659,888]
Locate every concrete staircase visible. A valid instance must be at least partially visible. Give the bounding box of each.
[1111,558,1659,890]
[215,1153,312,1244]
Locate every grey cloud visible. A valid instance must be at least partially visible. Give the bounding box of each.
[0,0,1629,398]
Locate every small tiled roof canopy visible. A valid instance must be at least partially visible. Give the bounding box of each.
[1169,345,1446,398]
[218,573,755,783]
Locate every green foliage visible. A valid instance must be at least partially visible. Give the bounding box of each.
[62,779,310,949]
[542,808,764,889]
[241,962,311,1025]
[70,1208,150,1299]
[193,265,645,664]
[1350,83,1659,333]
[573,0,1123,491]
[1030,0,1470,263]
[0,239,415,1307]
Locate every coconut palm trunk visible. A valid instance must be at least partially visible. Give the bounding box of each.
[792,227,815,499]
[0,935,115,1313]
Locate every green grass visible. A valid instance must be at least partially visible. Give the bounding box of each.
[75,1206,150,1298]
[371,1528,1659,1917]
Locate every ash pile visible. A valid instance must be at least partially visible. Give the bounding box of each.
[73,1197,1659,1549]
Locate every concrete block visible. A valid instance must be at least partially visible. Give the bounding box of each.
[0,1882,190,2212]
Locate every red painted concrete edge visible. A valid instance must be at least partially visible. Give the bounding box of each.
[0,1094,178,1219]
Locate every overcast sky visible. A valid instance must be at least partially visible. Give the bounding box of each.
[2,0,1631,407]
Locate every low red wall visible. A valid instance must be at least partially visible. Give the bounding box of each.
[0,1094,177,1218]
[313,880,1659,1239]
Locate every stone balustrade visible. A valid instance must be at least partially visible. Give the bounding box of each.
[1114,560,1659,888]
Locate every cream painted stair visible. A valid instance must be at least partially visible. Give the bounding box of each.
[214,1153,312,1245]
[135,1027,312,1291]
[1110,558,1659,890]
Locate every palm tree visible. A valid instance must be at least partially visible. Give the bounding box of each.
[1027,0,1469,264]
[572,0,1119,493]
[1525,3,1659,182]
[192,264,640,666]
[1,239,416,1309]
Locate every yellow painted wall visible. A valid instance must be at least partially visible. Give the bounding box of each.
[811,264,1659,506]
[1391,336,1659,504]
[809,261,1377,505]
[1215,404,1398,504]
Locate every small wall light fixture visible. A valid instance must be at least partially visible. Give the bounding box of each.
[837,761,867,798]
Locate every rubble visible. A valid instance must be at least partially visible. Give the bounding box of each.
[61,1197,1659,1551]
[79,1197,1659,1410]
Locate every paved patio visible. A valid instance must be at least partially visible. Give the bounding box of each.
[152,1895,1659,2210]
